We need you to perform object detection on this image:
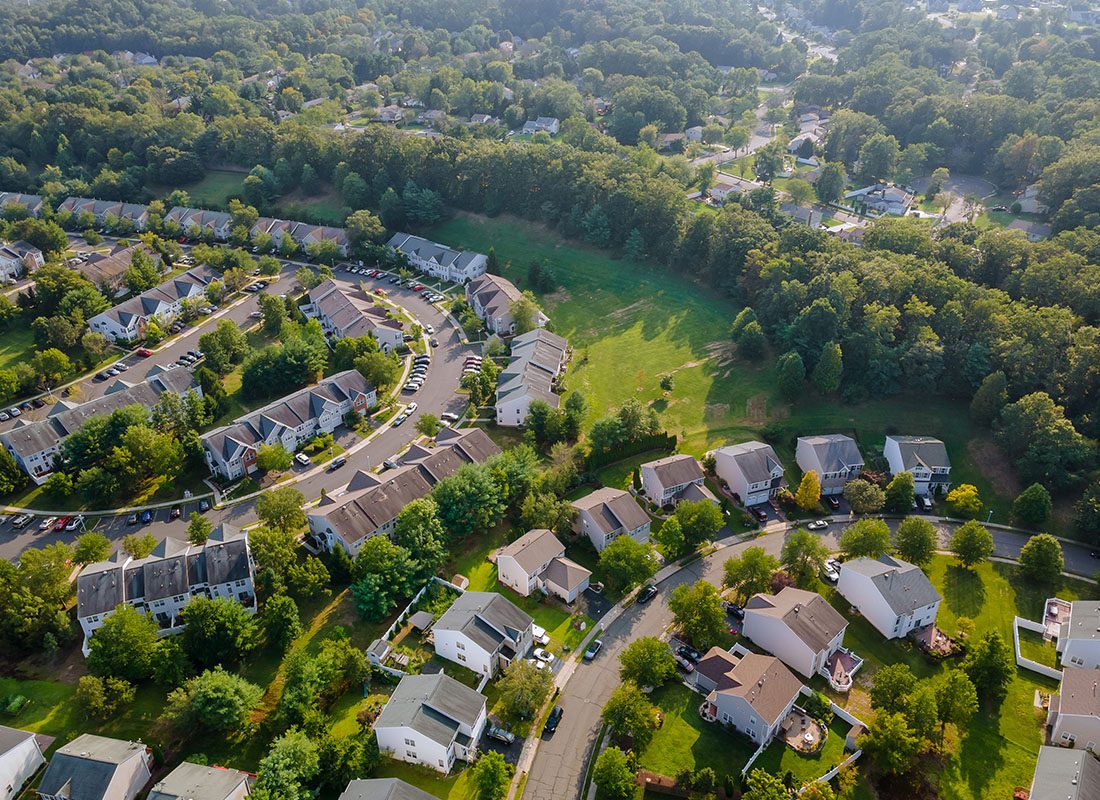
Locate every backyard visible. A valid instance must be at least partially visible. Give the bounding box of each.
[171,169,246,208]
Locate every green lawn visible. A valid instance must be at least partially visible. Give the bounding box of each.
[374,759,477,800]
[0,326,36,372]
[754,717,851,788]
[174,169,246,209]
[1017,628,1059,668]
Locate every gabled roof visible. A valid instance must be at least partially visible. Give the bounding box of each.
[571,488,650,535]
[885,435,950,471]
[797,434,863,473]
[435,592,532,653]
[0,724,37,758]
[375,673,485,748]
[80,244,158,287]
[840,555,940,615]
[642,454,704,487]
[1030,746,1100,800]
[147,762,252,800]
[467,273,524,320]
[716,441,783,484]
[746,587,847,653]
[542,556,592,593]
[697,648,803,724]
[498,528,566,574]
[1056,667,1100,717]
[38,734,148,800]
[339,778,439,800]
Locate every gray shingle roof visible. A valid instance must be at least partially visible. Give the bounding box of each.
[697,649,803,723]
[339,778,439,800]
[718,441,783,484]
[542,556,591,593]
[435,591,532,653]
[147,762,251,800]
[1030,746,1100,800]
[841,555,940,615]
[746,587,847,653]
[375,673,485,748]
[0,724,35,757]
[572,488,650,536]
[1065,601,1100,642]
[38,734,148,800]
[498,529,566,574]
[643,454,704,487]
[1056,667,1100,717]
[797,434,863,473]
[886,435,950,471]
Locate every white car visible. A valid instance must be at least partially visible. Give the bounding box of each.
[407,402,418,413]
[823,558,841,583]
[294,452,311,467]
[425,324,435,334]
[528,657,547,671]
[65,516,83,531]
[38,516,56,531]
[532,624,550,647]
[807,520,828,531]
[533,647,555,664]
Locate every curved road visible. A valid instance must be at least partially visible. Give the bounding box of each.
[521,518,1100,800]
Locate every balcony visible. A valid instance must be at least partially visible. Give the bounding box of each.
[820,647,863,692]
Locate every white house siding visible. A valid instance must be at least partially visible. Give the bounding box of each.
[1051,712,1100,750]
[742,614,817,677]
[0,734,44,800]
[496,555,535,597]
[836,569,939,639]
[496,393,534,428]
[433,628,494,675]
[1059,640,1100,670]
[375,725,454,773]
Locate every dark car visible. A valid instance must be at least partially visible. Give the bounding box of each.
[127,513,139,525]
[169,506,181,519]
[544,706,563,734]
[825,495,840,510]
[140,510,152,524]
[674,654,695,673]
[725,602,744,619]
[637,585,658,604]
[198,499,211,512]
[31,398,44,408]
[327,456,348,472]
[677,644,702,663]
[751,506,769,522]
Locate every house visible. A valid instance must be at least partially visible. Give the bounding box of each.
[837,555,941,639]
[374,673,487,773]
[787,133,815,154]
[882,435,951,496]
[59,197,150,230]
[658,133,686,152]
[87,266,218,342]
[521,117,560,135]
[496,528,591,602]
[303,280,404,351]
[250,217,296,246]
[779,204,822,227]
[795,434,863,496]
[0,726,45,800]
[388,233,488,284]
[694,649,804,746]
[465,273,546,335]
[1029,746,1100,800]
[201,371,376,480]
[378,105,406,124]
[1058,602,1100,669]
[844,184,915,216]
[79,244,160,294]
[308,428,500,555]
[743,587,849,680]
[639,454,717,507]
[165,207,233,240]
[76,524,256,654]
[0,192,44,217]
[37,734,153,800]
[571,487,651,552]
[685,125,704,142]
[291,222,349,256]
[470,114,495,125]
[338,779,437,800]
[997,5,1019,19]
[713,441,786,507]
[1047,668,1100,750]
[1018,183,1049,215]
[1,368,200,482]
[495,329,567,427]
[433,591,534,677]
[1007,218,1052,242]
[0,241,43,279]
[147,762,252,800]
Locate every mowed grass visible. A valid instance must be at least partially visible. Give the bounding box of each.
[176,169,246,209]
[0,326,38,373]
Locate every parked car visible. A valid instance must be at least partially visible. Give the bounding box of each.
[295,452,311,467]
[169,507,181,520]
[140,510,153,524]
[0,412,9,421]
[544,706,563,734]
[327,457,347,472]
[751,506,769,522]
[53,516,70,532]
[674,654,695,673]
[583,639,604,661]
[919,495,933,512]
[441,412,459,423]
[11,514,30,529]
[136,347,153,357]
[65,515,84,531]
[638,585,658,603]
[823,558,841,584]
[407,402,418,413]
[249,311,263,318]
[32,398,45,408]
[198,499,211,512]
[383,459,399,470]
[724,602,744,619]
[430,338,439,347]
[533,648,555,664]
[487,725,516,745]
[677,644,702,663]
[532,624,550,646]
[392,413,408,427]
[807,520,828,531]
[38,516,57,531]
[425,324,435,334]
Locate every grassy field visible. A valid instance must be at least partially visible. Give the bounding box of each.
[172,169,247,209]
[0,327,41,373]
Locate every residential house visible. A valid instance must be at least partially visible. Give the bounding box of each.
[250,217,296,247]
[389,233,488,284]
[0,241,43,279]
[433,591,534,677]
[76,524,256,654]
[374,673,487,773]
[1047,668,1100,750]
[79,244,160,294]
[0,368,200,482]
[0,192,44,217]
[1017,183,1049,215]
[787,133,815,154]
[658,133,686,152]
[639,454,717,507]
[779,204,822,227]
[165,207,233,240]
[521,117,560,135]
[0,726,45,800]
[1029,746,1100,800]
[308,428,500,555]
[37,734,153,800]
[303,280,404,351]
[147,762,252,800]
[713,441,786,507]
[495,328,567,427]
[795,434,863,496]
[685,125,704,142]
[465,273,546,335]
[201,371,376,480]
[882,435,951,496]
[571,487,651,552]
[998,5,1020,20]
[694,649,804,746]
[292,222,349,256]
[1058,602,1100,669]
[743,587,849,680]
[87,266,218,341]
[59,197,150,230]
[836,555,941,639]
[338,779,437,800]
[378,105,405,124]
[844,184,915,216]
[470,114,495,125]
[496,528,591,602]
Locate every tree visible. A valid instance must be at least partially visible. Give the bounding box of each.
[86,604,159,681]
[259,292,287,337]
[42,471,73,499]
[781,529,829,586]
[510,294,542,335]
[1018,533,1064,583]
[935,669,978,739]
[180,596,257,669]
[1013,483,1052,527]
[256,487,307,532]
[655,515,685,557]
[598,536,657,591]
[432,464,506,539]
[593,747,635,800]
[602,682,657,748]
[884,472,916,513]
[859,710,920,775]
[166,667,262,732]
[950,520,994,568]
[894,517,937,566]
[249,524,330,600]
[815,162,847,205]
[350,536,417,621]
[262,594,302,653]
[471,751,513,800]
[187,512,213,546]
[254,729,320,800]
[870,663,917,713]
[122,533,157,559]
[743,769,789,800]
[737,320,767,359]
[946,484,983,519]
[812,342,843,394]
[619,636,678,687]
[673,499,724,546]
[73,533,111,565]
[997,392,1092,490]
[970,371,1008,426]
[392,497,448,581]
[345,209,385,247]
[723,547,779,601]
[962,630,1014,703]
[624,228,646,261]
[843,479,885,514]
[32,348,71,386]
[256,443,293,473]
[776,351,805,401]
[795,471,821,510]
[496,658,553,720]
[416,413,443,438]
[801,783,837,800]
[787,178,815,207]
[668,580,726,649]
[76,675,135,720]
[839,519,892,559]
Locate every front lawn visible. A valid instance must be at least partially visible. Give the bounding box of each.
[0,326,37,373]
[373,759,476,800]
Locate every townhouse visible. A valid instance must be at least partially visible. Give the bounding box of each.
[75,524,256,655]
[694,648,804,746]
[373,673,487,773]
[302,280,404,351]
[0,726,45,800]
[883,435,951,496]
[0,241,43,279]
[795,434,863,496]
[59,197,150,230]
[37,734,153,800]
[78,244,160,295]
[1058,602,1100,669]
[495,329,567,427]
[1047,667,1100,750]
[571,487,652,552]
[639,453,717,507]
[165,207,234,240]
[433,591,535,677]
[86,266,218,342]
[201,371,376,480]
[0,192,44,217]
[147,762,252,800]
[837,555,941,639]
[743,587,852,683]
[714,441,786,507]
[0,368,200,482]
[1029,746,1100,800]
[495,528,591,603]
[465,273,547,335]
[307,427,500,555]
[387,233,487,284]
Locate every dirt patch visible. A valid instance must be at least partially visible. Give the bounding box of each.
[704,403,730,422]
[544,287,572,305]
[705,340,737,366]
[967,437,1021,499]
[746,393,769,424]
[607,298,651,322]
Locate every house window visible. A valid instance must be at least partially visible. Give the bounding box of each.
[406,750,417,758]
[405,738,416,746]
[458,654,467,662]
[457,642,465,650]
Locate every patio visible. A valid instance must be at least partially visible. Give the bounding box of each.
[1044,598,1071,640]
[912,623,956,656]
[821,647,863,692]
[779,708,826,754]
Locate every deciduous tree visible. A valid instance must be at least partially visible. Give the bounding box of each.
[598,536,657,591]
[839,518,892,559]
[619,636,678,687]
[496,658,553,721]
[1018,533,1064,583]
[843,478,885,514]
[795,470,821,510]
[668,580,726,648]
[950,520,994,568]
[894,517,937,566]
[723,546,779,601]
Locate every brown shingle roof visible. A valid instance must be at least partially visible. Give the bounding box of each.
[699,648,803,723]
[498,529,566,574]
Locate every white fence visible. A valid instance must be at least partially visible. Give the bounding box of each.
[1013,615,1063,681]
[368,576,468,674]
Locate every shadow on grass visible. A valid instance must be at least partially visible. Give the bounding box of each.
[943,564,985,619]
[957,706,1008,800]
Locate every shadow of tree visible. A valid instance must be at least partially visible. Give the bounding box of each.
[943,564,985,619]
